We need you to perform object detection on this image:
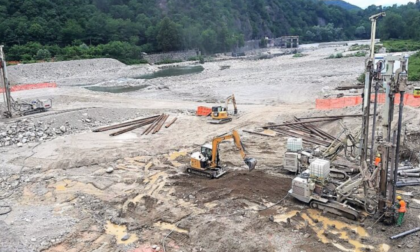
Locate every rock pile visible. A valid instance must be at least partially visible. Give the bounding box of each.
[0,118,73,147]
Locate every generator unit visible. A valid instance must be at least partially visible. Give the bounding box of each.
[283,138,312,173]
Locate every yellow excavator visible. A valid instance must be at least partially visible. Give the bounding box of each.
[209,94,238,124]
[188,130,257,178]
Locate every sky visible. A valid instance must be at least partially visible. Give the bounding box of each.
[346,0,414,8]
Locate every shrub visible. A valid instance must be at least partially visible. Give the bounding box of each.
[357,72,365,83]
[35,49,51,60]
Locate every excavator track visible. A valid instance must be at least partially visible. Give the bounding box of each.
[329,169,349,180]
[186,167,227,179]
[309,200,359,220]
[22,108,47,116]
[208,118,232,124]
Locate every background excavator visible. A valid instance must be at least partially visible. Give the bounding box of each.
[209,94,238,124]
[188,129,257,178]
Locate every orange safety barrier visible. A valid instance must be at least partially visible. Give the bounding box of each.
[316,93,420,110]
[405,94,420,107]
[196,106,212,116]
[0,82,57,93]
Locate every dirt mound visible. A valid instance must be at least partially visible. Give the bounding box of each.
[173,171,291,203]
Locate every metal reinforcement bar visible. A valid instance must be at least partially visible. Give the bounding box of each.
[165,117,177,128]
[285,124,312,134]
[396,181,420,187]
[293,117,336,141]
[398,168,420,174]
[109,120,155,136]
[298,123,333,141]
[273,128,331,146]
[243,130,274,137]
[93,115,159,132]
[303,123,336,141]
[398,173,420,177]
[297,114,366,120]
[390,227,420,239]
[153,114,169,134]
[142,114,165,135]
[286,119,325,138]
[263,118,338,129]
[397,166,415,171]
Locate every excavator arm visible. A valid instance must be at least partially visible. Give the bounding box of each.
[225,94,238,115]
[210,130,257,171]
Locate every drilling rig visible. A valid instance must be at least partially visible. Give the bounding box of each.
[289,12,412,222]
[0,46,52,118]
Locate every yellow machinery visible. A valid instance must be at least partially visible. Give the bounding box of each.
[414,87,420,98]
[209,94,238,124]
[188,130,257,178]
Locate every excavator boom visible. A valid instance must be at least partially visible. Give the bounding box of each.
[210,130,257,171]
[225,94,238,115]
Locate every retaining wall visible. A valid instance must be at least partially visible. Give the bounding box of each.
[144,50,199,64]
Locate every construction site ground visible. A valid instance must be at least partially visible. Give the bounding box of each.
[1,41,420,252]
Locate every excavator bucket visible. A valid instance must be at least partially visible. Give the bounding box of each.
[244,157,257,171]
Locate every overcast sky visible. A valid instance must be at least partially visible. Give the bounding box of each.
[347,0,414,8]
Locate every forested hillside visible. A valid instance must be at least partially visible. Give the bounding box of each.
[321,0,361,10]
[0,0,419,63]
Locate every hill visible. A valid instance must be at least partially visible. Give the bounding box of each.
[321,0,361,10]
[0,0,419,63]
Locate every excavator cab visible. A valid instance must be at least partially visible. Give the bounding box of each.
[211,106,228,119]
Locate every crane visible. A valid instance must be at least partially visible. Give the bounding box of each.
[188,130,257,178]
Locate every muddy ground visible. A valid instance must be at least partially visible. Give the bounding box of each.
[1,41,420,252]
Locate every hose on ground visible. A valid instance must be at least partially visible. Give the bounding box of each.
[0,205,12,215]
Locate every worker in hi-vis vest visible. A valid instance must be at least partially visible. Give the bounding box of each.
[374,153,381,168]
[396,196,406,227]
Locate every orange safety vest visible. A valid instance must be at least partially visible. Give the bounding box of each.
[398,200,407,213]
[374,157,381,166]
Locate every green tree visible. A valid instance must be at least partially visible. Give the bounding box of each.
[156,17,181,52]
[355,26,366,38]
[28,23,44,39]
[200,28,217,54]
[380,13,405,39]
[61,19,84,45]
[35,49,51,60]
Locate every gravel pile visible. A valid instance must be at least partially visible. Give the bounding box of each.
[7,58,153,86]
[0,108,169,148]
[0,118,74,147]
